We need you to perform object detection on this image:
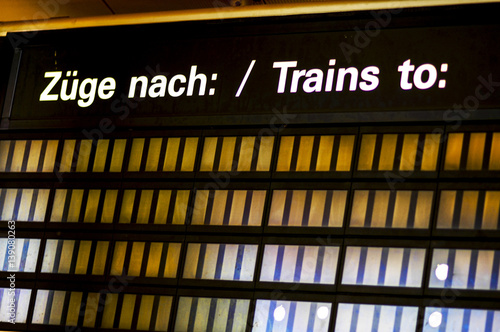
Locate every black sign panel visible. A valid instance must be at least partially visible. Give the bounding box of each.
[6,14,500,127]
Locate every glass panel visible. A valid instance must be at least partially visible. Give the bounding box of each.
[268,190,347,227]
[0,238,40,272]
[342,246,426,287]
[436,190,500,230]
[191,190,266,226]
[253,299,331,332]
[350,190,433,229]
[111,241,181,278]
[59,139,76,172]
[260,245,339,284]
[145,138,163,171]
[183,243,257,281]
[41,239,109,275]
[423,307,500,332]
[0,140,59,172]
[0,188,49,222]
[119,189,189,225]
[137,295,173,331]
[31,289,66,325]
[174,297,249,332]
[277,135,354,172]
[335,303,418,332]
[200,136,273,172]
[429,249,500,291]
[0,288,31,323]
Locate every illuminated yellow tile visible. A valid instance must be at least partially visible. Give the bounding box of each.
[119,190,135,224]
[414,191,433,229]
[26,140,42,172]
[459,191,479,229]
[17,189,34,221]
[210,191,228,225]
[58,240,75,273]
[308,190,327,226]
[59,140,76,172]
[154,190,171,224]
[101,293,118,328]
[357,134,376,170]
[199,137,217,171]
[276,136,294,171]
[75,241,91,274]
[237,137,255,171]
[145,243,162,277]
[83,190,101,223]
[0,141,10,171]
[421,133,441,171]
[288,190,306,226]
[119,294,136,329]
[50,190,67,222]
[109,139,126,172]
[392,191,411,228]
[399,134,419,171]
[172,190,189,224]
[92,140,109,172]
[76,140,92,172]
[436,191,456,228]
[489,133,500,170]
[378,134,398,170]
[165,243,181,278]
[337,135,355,171]
[268,190,287,226]
[218,137,236,171]
[248,191,266,226]
[110,242,127,275]
[137,190,153,224]
[316,136,334,171]
[371,191,390,227]
[10,140,26,172]
[43,140,59,172]
[163,137,180,172]
[483,191,500,229]
[128,242,145,276]
[34,189,50,222]
[228,191,246,225]
[296,136,314,171]
[49,291,66,325]
[181,137,198,171]
[146,138,162,171]
[256,136,274,171]
[66,292,83,326]
[83,293,100,327]
[128,138,145,171]
[183,243,200,279]
[101,190,118,223]
[92,241,109,275]
[67,189,84,222]
[444,133,463,170]
[466,133,486,170]
[350,191,369,227]
[137,295,154,330]
[155,296,172,331]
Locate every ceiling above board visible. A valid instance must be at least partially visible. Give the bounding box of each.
[0,0,338,23]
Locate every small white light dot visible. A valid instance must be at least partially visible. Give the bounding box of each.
[440,63,448,72]
[274,305,286,322]
[435,264,449,281]
[209,88,215,95]
[317,306,329,320]
[211,73,218,80]
[429,311,442,328]
[438,79,446,88]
